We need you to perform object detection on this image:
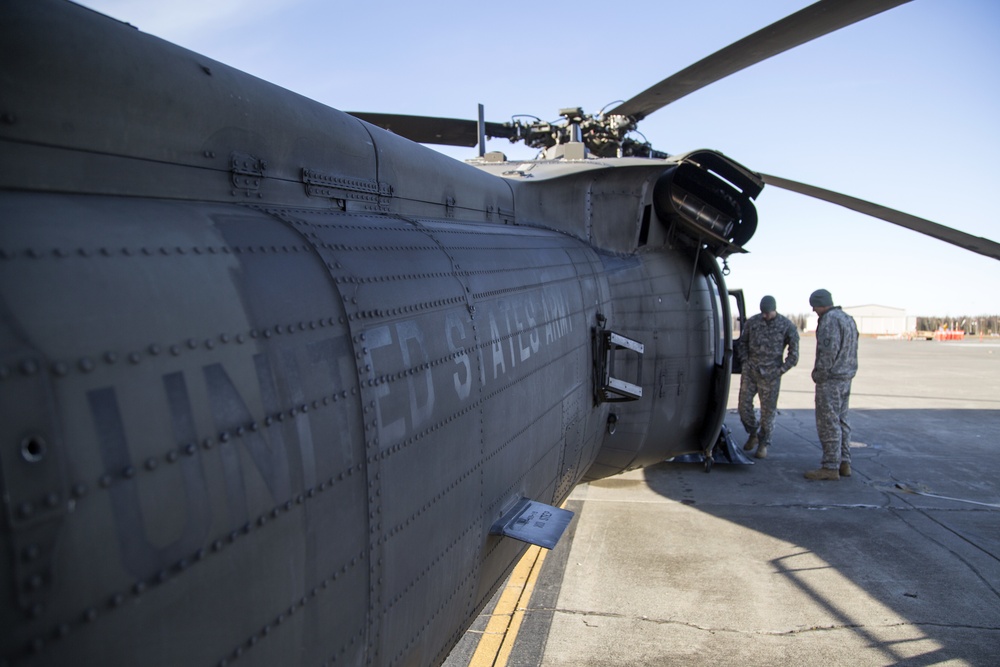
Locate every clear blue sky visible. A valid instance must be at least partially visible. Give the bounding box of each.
[77,0,1000,317]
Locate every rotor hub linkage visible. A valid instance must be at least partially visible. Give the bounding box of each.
[502,109,662,159]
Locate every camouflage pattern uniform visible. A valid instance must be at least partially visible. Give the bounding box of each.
[812,307,859,470]
[737,313,799,449]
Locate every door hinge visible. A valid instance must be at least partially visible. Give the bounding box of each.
[230,151,266,197]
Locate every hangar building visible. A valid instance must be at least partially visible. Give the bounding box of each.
[806,304,912,336]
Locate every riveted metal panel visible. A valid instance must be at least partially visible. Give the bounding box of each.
[0,192,371,666]
[0,2,753,664]
[1,0,380,207]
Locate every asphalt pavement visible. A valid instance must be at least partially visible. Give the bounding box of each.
[446,337,1000,666]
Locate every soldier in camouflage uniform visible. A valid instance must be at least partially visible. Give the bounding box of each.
[805,289,859,481]
[737,295,799,459]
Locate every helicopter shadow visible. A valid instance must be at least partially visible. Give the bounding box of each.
[636,405,1000,666]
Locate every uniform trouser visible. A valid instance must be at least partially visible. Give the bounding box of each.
[815,379,853,469]
[738,371,781,446]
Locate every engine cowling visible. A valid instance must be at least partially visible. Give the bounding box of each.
[653,150,762,257]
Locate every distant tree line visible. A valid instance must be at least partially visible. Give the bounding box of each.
[788,313,808,331]
[777,314,1000,335]
[915,315,1000,335]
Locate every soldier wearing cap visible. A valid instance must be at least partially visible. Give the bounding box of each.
[737,295,799,459]
[805,288,859,481]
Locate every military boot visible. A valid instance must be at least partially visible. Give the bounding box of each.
[804,468,840,481]
[743,432,758,451]
[754,443,768,459]
[839,461,852,477]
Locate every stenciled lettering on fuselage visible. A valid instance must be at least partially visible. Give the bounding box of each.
[85,334,357,576]
[363,285,576,449]
[82,285,576,575]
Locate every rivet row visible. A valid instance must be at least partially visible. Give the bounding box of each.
[70,388,357,505]
[388,540,479,667]
[0,317,345,382]
[0,244,317,260]
[18,464,365,659]
[215,549,367,667]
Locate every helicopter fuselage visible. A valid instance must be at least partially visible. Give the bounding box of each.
[0,2,760,665]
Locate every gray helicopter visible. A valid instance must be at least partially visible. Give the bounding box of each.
[2,1,998,666]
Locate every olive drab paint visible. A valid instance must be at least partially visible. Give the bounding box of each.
[0,2,765,666]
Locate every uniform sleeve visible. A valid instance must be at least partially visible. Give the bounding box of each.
[737,317,754,366]
[736,325,747,362]
[781,322,799,373]
[811,319,842,383]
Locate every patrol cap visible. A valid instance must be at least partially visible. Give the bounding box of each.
[809,289,834,308]
[760,295,776,313]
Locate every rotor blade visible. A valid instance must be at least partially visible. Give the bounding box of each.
[761,173,1000,261]
[346,112,514,147]
[609,0,912,121]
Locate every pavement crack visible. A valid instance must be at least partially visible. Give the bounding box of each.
[545,608,1000,636]
[766,502,888,510]
[888,506,1000,600]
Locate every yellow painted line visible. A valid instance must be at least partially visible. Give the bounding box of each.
[495,544,547,665]
[468,544,549,667]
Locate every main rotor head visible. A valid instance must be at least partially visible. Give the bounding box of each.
[503,107,665,159]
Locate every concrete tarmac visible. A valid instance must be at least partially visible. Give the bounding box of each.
[445,337,1000,666]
